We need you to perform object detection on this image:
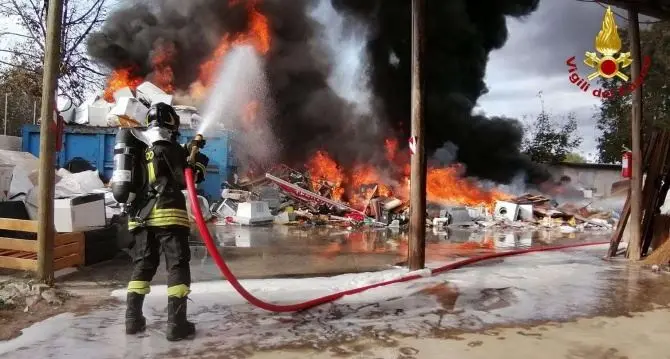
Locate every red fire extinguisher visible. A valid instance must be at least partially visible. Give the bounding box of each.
[50,95,71,152]
[622,148,632,178]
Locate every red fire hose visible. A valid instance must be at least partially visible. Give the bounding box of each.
[185,168,611,313]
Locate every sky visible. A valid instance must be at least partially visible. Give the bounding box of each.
[0,0,656,163]
[477,0,656,162]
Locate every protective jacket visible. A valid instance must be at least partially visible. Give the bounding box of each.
[128,139,208,231]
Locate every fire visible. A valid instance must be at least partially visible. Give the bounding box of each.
[103,0,272,104]
[384,138,398,161]
[306,151,345,201]
[192,0,271,95]
[103,67,143,102]
[425,167,510,208]
[305,140,510,211]
[150,42,176,94]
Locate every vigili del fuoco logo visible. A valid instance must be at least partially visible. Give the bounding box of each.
[566,6,651,98]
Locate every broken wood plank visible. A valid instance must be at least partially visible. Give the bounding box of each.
[608,130,659,257]
[636,131,670,257]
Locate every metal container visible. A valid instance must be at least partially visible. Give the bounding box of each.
[21,124,236,200]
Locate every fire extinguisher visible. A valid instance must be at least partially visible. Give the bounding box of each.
[622,148,632,178]
[50,95,71,152]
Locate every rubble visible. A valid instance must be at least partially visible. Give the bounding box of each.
[70,80,184,127]
[204,164,619,234]
[0,280,69,312]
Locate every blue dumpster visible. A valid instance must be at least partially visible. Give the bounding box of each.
[21,124,236,200]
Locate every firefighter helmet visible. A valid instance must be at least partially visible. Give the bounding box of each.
[147,103,180,132]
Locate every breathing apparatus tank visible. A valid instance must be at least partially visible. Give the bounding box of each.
[111,128,148,205]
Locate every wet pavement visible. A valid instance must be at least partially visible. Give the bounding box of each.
[0,224,667,358]
[65,224,613,285]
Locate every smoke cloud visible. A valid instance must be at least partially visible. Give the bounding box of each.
[88,0,549,184]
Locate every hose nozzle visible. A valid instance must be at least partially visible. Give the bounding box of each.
[188,134,205,164]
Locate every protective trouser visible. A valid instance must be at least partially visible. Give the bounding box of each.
[126,226,194,340]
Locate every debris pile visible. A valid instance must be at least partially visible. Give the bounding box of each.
[62,81,199,128]
[209,164,619,233]
[0,280,69,312]
[435,193,618,234]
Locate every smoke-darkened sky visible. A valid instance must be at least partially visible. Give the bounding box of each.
[87,0,657,183]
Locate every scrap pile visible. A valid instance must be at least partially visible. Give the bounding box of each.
[213,163,617,233]
[210,164,409,228]
[480,194,616,233]
[58,80,200,128]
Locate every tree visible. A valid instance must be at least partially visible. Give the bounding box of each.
[523,110,583,164]
[564,152,587,163]
[0,64,42,136]
[595,21,670,163]
[0,0,108,102]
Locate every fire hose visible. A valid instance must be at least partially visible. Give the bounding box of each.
[185,167,611,313]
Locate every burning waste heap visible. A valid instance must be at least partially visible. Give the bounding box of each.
[84,0,618,232]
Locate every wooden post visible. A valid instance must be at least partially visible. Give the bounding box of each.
[37,0,65,284]
[626,6,643,261]
[408,0,426,271]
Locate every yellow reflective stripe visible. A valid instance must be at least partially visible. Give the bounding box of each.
[144,218,191,227]
[128,280,150,295]
[128,217,190,229]
[147,161,156,183]
[167,284,191,298]
[195,162,206,174]
[149,208,189,216]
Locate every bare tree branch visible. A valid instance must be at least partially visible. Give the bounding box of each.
[0,48,41,60]
[0,0,108,102]
[0,58,37,72]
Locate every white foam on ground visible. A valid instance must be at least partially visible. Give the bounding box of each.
[0,244,629,358]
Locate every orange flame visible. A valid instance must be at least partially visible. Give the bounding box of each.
[103,0,272,104]
[102,67,143,102]
[305,139,510,211]
[192,0,271,95]
[150,42,176,94]
[306,151,345,201]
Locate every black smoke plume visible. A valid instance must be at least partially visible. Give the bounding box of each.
[331,0,548,184]
[88,0,549,184]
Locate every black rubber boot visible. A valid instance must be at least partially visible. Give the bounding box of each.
[125,292,147,335]
[166,296,195,341]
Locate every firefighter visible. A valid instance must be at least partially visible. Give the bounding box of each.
[124,102,209,341]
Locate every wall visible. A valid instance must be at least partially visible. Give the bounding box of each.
[549,163,623,197]
[0,135,21,151]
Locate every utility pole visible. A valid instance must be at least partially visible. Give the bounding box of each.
[408,0,426,270]
[37,0,64,284]
[626,6,642,261]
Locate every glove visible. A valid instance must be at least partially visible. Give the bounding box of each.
[192,152,209,184]
[187,137,206,154]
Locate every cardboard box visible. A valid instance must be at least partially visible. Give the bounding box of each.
[54,193,106,232]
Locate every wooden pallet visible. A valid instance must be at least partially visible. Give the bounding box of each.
[0,218,85,272]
